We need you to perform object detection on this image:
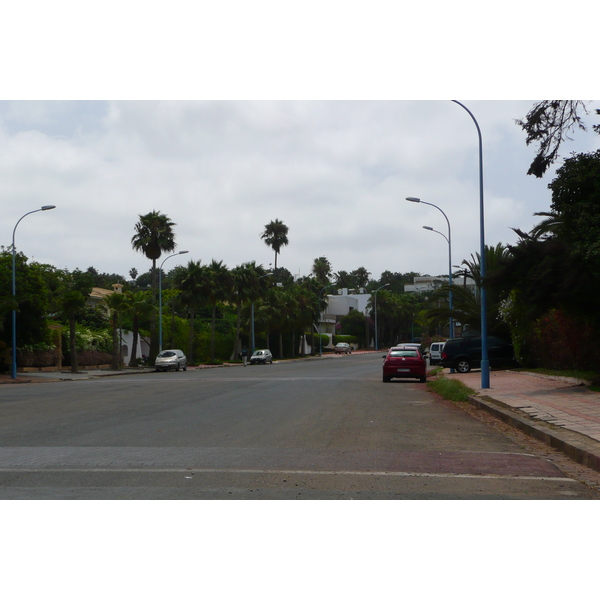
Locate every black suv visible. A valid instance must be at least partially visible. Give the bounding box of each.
[439,336,518,373]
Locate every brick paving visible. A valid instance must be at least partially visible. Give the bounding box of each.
[444,369,600,443]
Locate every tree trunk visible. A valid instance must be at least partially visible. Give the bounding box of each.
[148,259,159,366]
[111,315,120,370]
[210,303,216,361]
[129,317,139,367]
[188,312,195,364]
[230,303,242,361]
[69,313,78,374]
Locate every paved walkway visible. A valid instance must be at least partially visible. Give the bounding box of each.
[444,369,600,471]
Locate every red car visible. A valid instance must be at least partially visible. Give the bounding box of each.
[382,346,427,383]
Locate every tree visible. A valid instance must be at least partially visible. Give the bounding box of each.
[350,267,371,290]
[131,211,177,364]
[516,100,598,177]
[261,219,289,270]
[175,260,207,362]
[311,256,332,285]
[125,290,155,366]
[548,150,600,271]
[204,260,232,362]
[103,292,129,370]
[59,290,87,374]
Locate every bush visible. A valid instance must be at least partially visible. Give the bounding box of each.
[333,335,358,345]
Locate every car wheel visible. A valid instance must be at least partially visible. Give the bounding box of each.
[176,365,180,371]
[419,376,426,383]
[456,359,471,373]
[383,375,391,382]
[183,366,187,371]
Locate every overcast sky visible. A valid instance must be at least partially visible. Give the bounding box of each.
[1,99,598,284]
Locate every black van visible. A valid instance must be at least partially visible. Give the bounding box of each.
[439,336,518,373]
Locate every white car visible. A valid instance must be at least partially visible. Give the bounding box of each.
[155,349,187,372]
[428,342,445,365]
[250,349,273,364]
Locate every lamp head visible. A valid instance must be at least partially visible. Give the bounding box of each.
[405,197,421,203]
[423,226,433,231]
[41,205,56,211]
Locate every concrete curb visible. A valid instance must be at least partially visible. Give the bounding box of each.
[468,393,600,473]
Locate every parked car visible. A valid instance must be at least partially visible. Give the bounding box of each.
[250,349,273,364]
[334,342,352,354]
[155,349,187,372]
[439,336,518,373]
[428,342,446,365]
[382,345,427,383]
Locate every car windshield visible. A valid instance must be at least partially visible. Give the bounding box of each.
[253,351,263,356]
[158,351,176,357]
[389,350,418,357]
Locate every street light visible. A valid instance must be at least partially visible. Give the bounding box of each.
[451,100,489,388]
[406,197,454,338]
[373,283,389,351]
[318,283,336,356]
[159,251,188,351]
[251,272,273,354]
[11,205,56,379]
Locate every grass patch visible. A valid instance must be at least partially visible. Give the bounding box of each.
[427,376,476,403]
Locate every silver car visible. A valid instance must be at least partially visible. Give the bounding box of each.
[249,349,273,364]
[155,349,187,372]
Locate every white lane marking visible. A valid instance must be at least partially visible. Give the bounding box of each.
[0,467,574,481]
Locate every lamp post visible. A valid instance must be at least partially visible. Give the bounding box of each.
[451,100,489,388]
[318,283,335,356]
[373,283,389,351]
[159,251,188,352]
[406,197,454,339]
[422,225,454,339]
[11,205,56,379]
[251,272,273,354]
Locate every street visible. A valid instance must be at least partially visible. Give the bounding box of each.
[1,353,598,499]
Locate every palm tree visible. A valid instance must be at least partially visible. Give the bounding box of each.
[174,260,207,363]
[131,211,177,363]
[311,256,332,285]
[103,292,129,370]
[125,291,155,366]
[59,290,87,374]
[203,260,232,362]
[261,219,289,270]
[229,262,263,360]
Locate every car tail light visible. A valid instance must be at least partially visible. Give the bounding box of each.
[441,351,447,359]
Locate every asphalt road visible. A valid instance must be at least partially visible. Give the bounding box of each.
[1,353,597,499]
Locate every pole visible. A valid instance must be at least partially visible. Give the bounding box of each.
[11,206,56,379]
[452,100,489,388]
[159,251,189,352]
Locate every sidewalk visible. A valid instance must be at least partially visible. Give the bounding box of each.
[444,369,600,473]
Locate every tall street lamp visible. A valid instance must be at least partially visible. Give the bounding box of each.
[318,283,335,356]
[159,250,188,351]
[451,100,489,388]
[251,272,273,354]
[406,197,454,338]
[11,205,56,379]
[373,283,389,351]
[422,225,454,339]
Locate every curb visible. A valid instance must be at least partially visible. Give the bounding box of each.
[468,393,600,474]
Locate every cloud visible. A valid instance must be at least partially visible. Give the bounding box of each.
[1,100,596,283]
